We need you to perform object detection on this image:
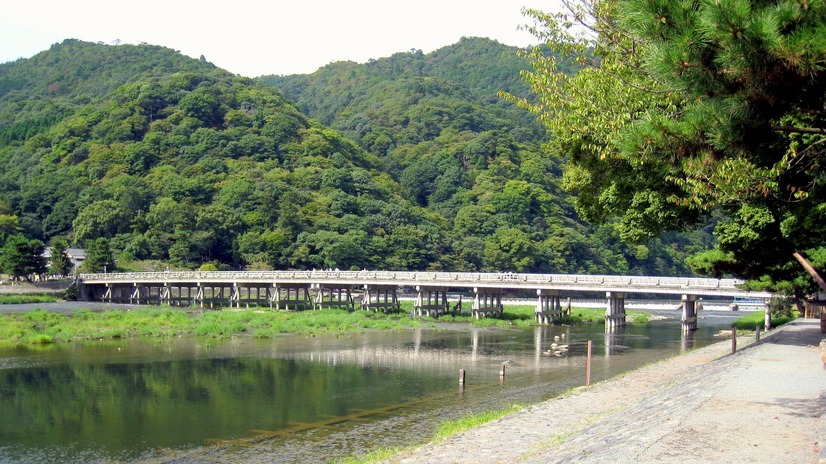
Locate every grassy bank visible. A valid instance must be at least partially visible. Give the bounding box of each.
[732,310,796,331]
[0,307,426,344]
[0,301,651,345]
[0,293,61,304]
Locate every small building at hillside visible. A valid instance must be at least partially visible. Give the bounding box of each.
[43,247,86,277]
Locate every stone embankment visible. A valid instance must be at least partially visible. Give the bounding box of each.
[0,279,71,294]
[385,319,825,464]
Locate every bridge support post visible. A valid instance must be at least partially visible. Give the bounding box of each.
[160,283,171,306]
[536,289,563,324]
[362,285,400,313]
[106,284,132,303]
[230,283,240,308]
[314,285,355,311]
[195,284,204,308]
[130,284,141,304]
[605,292,626,332]
[101,285,112,303]
[272,284,312,310]
[414,286,449,317]
[681,294,698,332]
[472,288,503,319]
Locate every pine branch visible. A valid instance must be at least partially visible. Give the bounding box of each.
[773,125,826,135]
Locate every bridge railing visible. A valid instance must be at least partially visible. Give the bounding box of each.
[79,270,746,290]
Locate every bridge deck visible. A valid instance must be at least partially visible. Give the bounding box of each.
[79,270,772,298]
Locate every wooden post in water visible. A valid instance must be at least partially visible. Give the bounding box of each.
[585,340,592,386]
[459,368,466,384]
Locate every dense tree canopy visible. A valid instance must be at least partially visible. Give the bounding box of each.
[509,0,826,294]
[262,37,710,275]
[0,38,715,276]
[0,234,46,280]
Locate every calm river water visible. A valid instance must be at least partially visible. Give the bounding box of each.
[0,307,741,463]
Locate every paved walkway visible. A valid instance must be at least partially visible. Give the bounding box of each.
[384,319,825,464]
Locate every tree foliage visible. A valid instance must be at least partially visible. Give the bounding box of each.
[0,234,46,280]
[509,0,826,293]
[262,37,707,275]
[48,237,73,277]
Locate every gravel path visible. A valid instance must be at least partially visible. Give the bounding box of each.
[384,319,825,464]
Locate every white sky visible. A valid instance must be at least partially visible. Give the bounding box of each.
[0,0,554,77]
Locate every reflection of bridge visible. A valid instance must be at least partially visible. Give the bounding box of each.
[287,326,699,374]
[79,270,772,332]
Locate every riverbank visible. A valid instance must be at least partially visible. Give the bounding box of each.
[0,279,70,294]
[381,318,824,464]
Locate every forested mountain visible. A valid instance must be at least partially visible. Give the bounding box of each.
[260,37,711,275]
[0,39,218,146]
[0,38,709,275]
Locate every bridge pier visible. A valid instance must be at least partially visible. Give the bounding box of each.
[167,284,197,307]
[209,285,234,308]
[536,289,563,324]
[229,284,239,307]
[229,283,271,308]
[314,285,355,310]
[102,283,133,303]
[414,286,449,317]
[362,285,400,313]
[681,294,698,332]
[472,287,503,319]
[271,283,312,310]
[605,291,626,332]
[134,284,161,305]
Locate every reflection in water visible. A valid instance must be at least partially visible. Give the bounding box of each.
[604,326,626,356]
[0,317,735,463]
[681,330,697,352]
[0,352,455,462]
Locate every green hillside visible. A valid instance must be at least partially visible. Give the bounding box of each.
[0,38,709,275]
[0,39,218,146]
[260,37,710,275]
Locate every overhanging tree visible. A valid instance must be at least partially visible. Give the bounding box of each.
[507,0,826,296]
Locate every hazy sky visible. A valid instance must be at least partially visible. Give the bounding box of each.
[0,1,553,77]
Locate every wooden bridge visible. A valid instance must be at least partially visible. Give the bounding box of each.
[78,270,773,332]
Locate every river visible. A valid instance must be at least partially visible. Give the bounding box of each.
[0,304,744,463]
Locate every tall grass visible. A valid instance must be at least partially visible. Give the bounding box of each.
[0,307,425,344]
[0,294,60,304]
[732,310,796,330]
[0,298,652,345]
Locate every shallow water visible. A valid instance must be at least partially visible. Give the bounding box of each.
[0,311,739,463]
